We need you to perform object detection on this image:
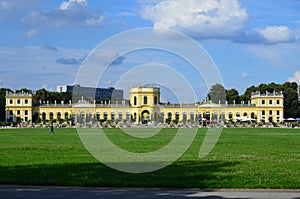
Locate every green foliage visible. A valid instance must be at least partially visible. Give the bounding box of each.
[226,88,240,104]
[34,89,72,105]
[0,88,13,121]
[207,83,226,103]
[208,82,300,118]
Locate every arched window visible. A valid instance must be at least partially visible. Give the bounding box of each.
[144,96,148,104]
[42,113,46,121]
[168,112,172,120]
[183,113,187,122]
[57,112,61,120]
[49,112,54,121]
[65,112,69,120]
[175,113,180,121]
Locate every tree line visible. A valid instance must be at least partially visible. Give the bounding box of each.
[0,82,300,121]
[208,82,300,118]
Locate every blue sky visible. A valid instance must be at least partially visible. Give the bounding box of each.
[1,0,300,100]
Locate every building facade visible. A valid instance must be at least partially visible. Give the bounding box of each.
[56,85,124,101]
[5,87,284,125]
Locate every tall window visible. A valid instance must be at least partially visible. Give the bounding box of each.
[262,100,265,105]
[269,100,272,104]
[144,96,148,104]
[25,99,28,104]
[50,112,54,120]
[17,99,21,104]
[276,100,280,105]
[168,112,172,120]
[65,112,69,120]
[9,99,13,104]
[57,112,61,120]
[154,96,158,105]
[134,96,137,105]
[25,110,28,115]
[262,110,265,115]
[42,113,46,121]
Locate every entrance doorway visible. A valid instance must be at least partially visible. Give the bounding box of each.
[141,110,150,124]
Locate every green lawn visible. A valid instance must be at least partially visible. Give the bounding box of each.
[0,127,299,188]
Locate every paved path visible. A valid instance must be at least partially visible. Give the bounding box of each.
[0,185,300,199]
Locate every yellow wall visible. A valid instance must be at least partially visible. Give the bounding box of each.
[5,88,284,124]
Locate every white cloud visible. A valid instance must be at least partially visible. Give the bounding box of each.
[0,46,87,90]
[60,0,87,10]
[0,0,42,20]
[21,0,105,30]
[256,26,295,44]
[26,29,38,37]
[141,0,248,38]
[288,70,300,84]
[241,73,248,79]
[85,16,105,26]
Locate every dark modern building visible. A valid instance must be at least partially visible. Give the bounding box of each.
[56,85,123,102]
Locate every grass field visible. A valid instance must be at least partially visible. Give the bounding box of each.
[0,127,299,188]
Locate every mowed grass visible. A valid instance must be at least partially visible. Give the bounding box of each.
[0,127,299,188]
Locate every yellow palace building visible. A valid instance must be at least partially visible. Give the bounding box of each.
[5,86,284,125]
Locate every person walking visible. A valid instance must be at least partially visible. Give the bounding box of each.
[50,124,54,134]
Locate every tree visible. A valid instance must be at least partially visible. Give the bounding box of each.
[207,83,226,104]
[281,82,300,118]
[240,85,257,102]
[226,89,240,104]
[0,88,13,121]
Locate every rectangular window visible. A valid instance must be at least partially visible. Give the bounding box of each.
[111,113,115,121]
[17,99,21,104]
[269,110,272,115]
[277,110,280,115]
[25,99,28,104]
[17,110,20,115]
[25,110,28,115]
[269,100,272,104]
[9,99,13,104]
[9,110,13,115]
[262,110,265,115]
[277,100,280,105]
[262,100,265,105]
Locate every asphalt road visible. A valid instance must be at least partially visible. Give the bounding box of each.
[0,185,300,199]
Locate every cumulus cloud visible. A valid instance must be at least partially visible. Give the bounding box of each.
[288,70,300,84]
[244,26,296,44]
[141,0,248,38]
[21,0,105,31]
[140,0,298,45]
